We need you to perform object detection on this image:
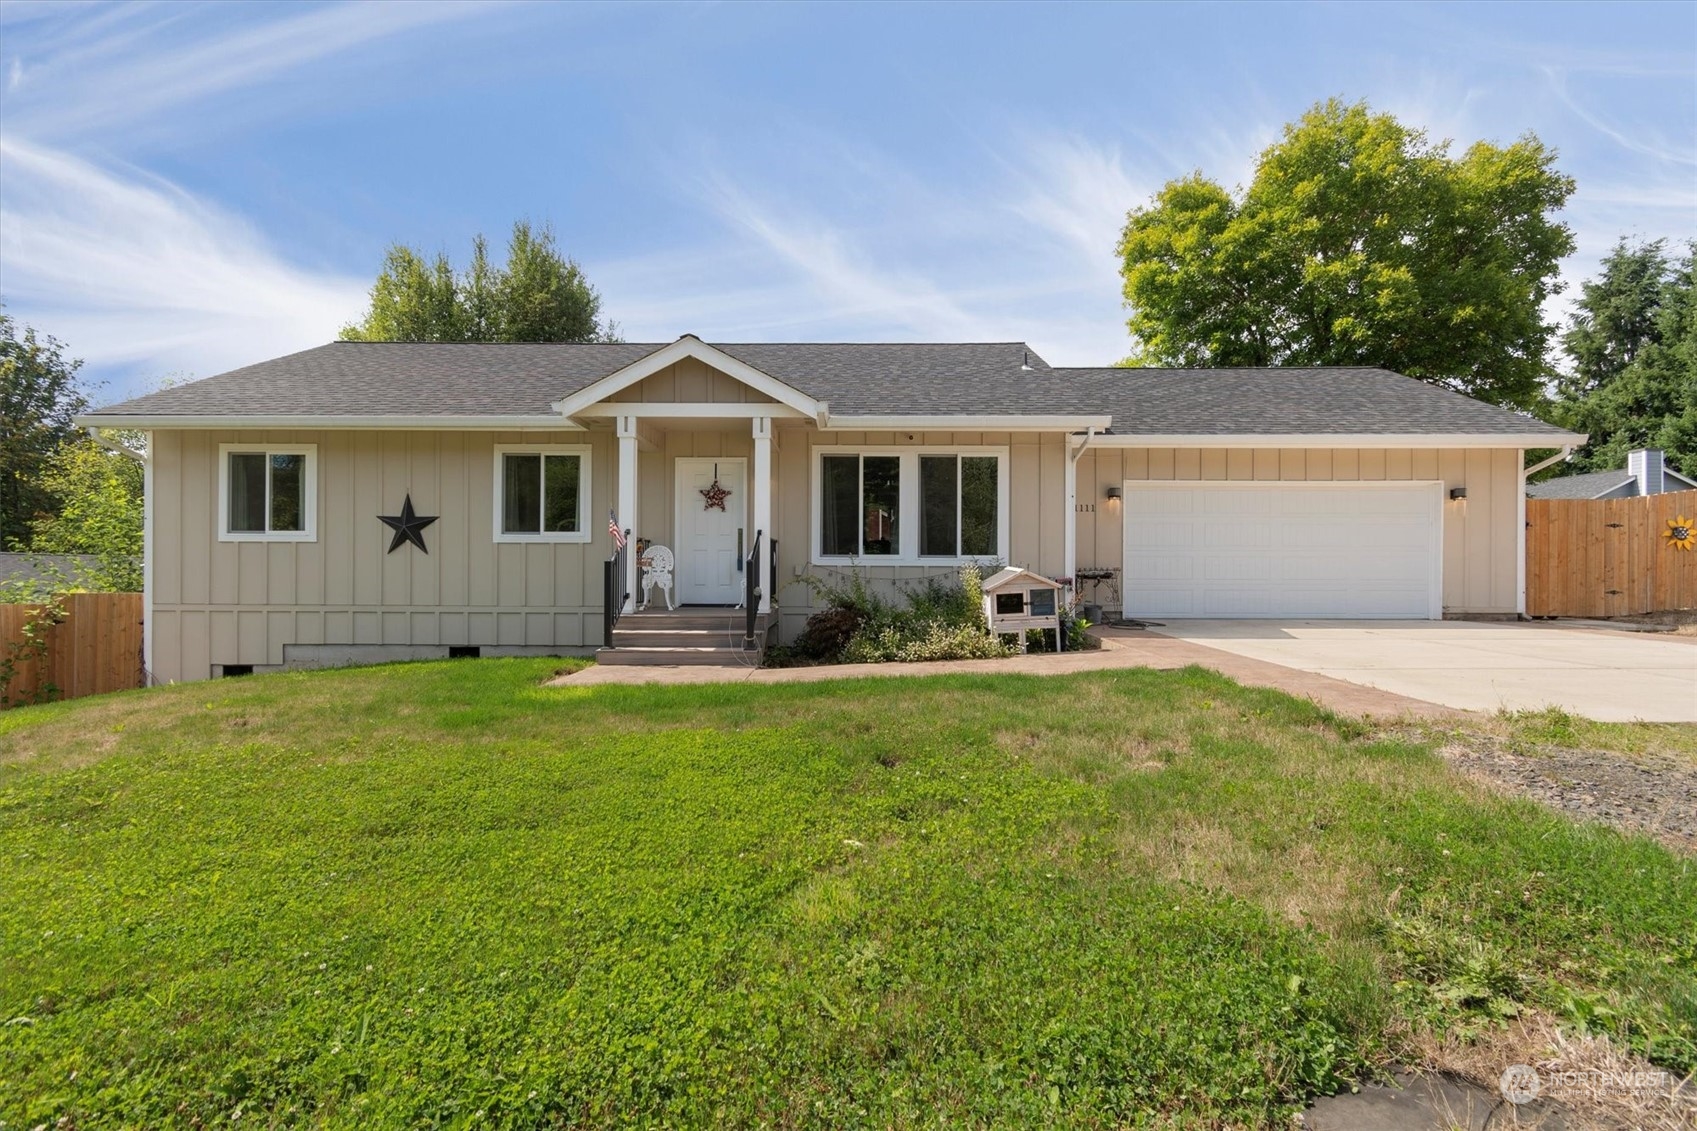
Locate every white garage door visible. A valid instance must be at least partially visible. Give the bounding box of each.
[1122,482,1442,619]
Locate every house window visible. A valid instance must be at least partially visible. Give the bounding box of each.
[814,446,1008,563]
[493,445,591,542]
[820,454,901,557]
[219,445,316,541]
[919,454,999,558]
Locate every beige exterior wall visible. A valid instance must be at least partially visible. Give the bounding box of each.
[147,417,1525,682]
[770,429,1069,640]
[609,356,778,404]
[1073,446,1522,615]
[149,428,616,683]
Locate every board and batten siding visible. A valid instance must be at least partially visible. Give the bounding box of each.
[149,429,614,683]
[1072,446,1522,614]
[609,356,780,404]
[770,429,1069,640]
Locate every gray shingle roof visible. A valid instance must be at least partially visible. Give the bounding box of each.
[1525,470,1637,499]
[0,553,99,587]
[86,340,1573,437]
[1060,366,1572,436]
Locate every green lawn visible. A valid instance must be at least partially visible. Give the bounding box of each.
[1,660,1692,1128]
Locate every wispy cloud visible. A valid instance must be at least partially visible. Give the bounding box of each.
[592,132,1155,365]
[3,1,493,142]
[0,138,368,385]
[1543,67,1697,167]
[0,1,497,393]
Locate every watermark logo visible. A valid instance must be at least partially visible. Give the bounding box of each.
[1500,1064,1541,1105]
[1499,1063,1673,1106]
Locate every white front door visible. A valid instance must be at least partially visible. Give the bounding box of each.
[674,458,748,605]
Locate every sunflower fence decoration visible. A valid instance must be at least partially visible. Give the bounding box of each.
[1665,514,1695,552]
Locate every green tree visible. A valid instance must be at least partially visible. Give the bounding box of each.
[1553,241,1696,477]
[1559,239,1672,399]
[19,437,145,594]
[341,221,616,343]
[0,313,88,548]
[1118,99,1576,407]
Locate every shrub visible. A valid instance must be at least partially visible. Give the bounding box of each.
[788,607,864,662]
[789,564,1016,665]
[843,620,1016,663]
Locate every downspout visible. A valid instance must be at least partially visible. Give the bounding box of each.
[1064,427,1097,587]
[84,425,144,463]
[1518,444,1575,619]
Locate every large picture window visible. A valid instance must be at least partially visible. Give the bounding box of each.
[814,447,1007,563]
[219,445,316,541]
[493,445,591,542]
[920,454,999,557]
[821,454,903,557]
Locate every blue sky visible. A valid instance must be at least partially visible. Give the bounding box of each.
[1,1,1693,402]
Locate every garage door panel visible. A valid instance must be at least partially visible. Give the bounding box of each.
[1132,588,1197,616]
[1124,483,1439,620]
[1129,522,1196,549]
[1141,555,1207,581]
[1204,523,1272,548]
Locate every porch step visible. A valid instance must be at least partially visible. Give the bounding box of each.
[595,645,760,667]
[618,611,754,632]
[600,609,772,666]
[612,627,750,648]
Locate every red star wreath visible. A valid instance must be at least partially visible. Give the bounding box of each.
[700,479,732,511]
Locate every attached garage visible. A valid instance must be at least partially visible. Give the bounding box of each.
[1122,481,1444,619]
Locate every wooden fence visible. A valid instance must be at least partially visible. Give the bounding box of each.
[0,592,144,708]
[1526,489,1697,617]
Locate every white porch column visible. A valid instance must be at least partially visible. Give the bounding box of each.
[617,414,639,614]
[752,416,773,613]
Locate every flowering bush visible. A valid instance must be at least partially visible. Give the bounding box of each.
[775,564,1015,665]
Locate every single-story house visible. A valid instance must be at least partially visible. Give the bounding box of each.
[1525,448,1696,500]
[78,335,1583,681]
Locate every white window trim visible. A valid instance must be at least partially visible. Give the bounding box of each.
[810,445,1010,566]
[492,444,593,544]
[217,443,318,543]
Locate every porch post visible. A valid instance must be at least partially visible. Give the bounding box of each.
[617,414,639,614]
[752,416,773,613]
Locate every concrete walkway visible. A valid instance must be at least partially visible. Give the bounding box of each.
[552,628,1460,720]
[1149,620,1697,723]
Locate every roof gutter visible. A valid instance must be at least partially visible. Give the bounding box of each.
[1085,432,1585,449]
[73,414,586,431]
[822,414,1113,431]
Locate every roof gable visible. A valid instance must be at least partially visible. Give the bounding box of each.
[552,336,823,419]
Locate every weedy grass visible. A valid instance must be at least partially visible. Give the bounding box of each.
[1475,705,1697,768]
[1,660,1692,1128]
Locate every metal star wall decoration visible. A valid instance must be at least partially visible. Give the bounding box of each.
[377,494,438,554]
[700,479,732,511]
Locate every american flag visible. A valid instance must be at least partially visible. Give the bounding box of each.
[608,510,627,550]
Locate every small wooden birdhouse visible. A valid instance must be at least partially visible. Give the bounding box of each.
[981,566,1066,652]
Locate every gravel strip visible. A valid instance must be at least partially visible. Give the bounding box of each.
[1440,741,1697,851]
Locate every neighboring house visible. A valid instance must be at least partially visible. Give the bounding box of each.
[0,553,100,592]
[1525,449,1697,501]
[78,336,1582,682]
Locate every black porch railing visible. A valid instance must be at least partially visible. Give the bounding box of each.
[603,533,629,648]
[743,530,763,649]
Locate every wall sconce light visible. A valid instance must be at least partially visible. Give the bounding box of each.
[1105,486,1123,500]
[1449,486,1467,501]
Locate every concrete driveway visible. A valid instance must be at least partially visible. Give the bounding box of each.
[1150,620,1697,722]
